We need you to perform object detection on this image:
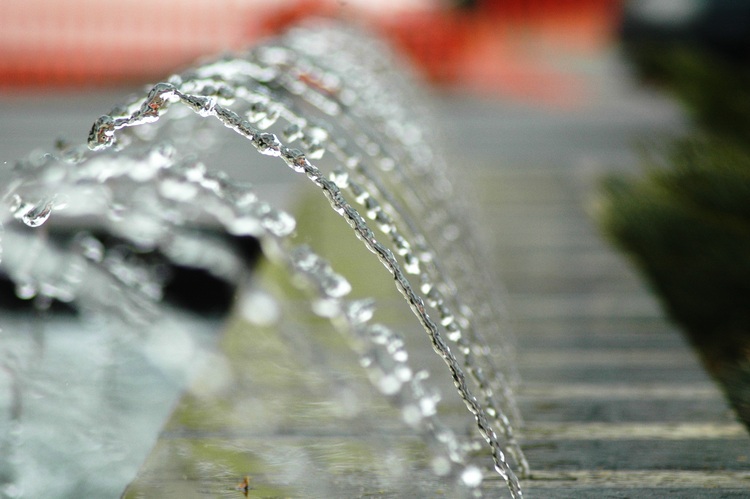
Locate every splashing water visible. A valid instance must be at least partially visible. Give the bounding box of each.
[0,22,526,497]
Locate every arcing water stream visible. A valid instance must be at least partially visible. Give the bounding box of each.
[1,22,526,497]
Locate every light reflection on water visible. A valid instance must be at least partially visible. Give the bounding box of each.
[0,311,219,497]
[1,22,522,498]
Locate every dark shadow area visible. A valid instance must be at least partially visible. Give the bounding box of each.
[0,225,262,316]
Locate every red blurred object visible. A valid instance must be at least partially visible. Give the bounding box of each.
[0,0,623,104]
[380,0,623,105]
[0,0,328,89]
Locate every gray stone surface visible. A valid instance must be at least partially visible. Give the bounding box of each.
[438,67,750,496]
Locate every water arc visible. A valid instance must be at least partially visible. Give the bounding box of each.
[1,22,525,498]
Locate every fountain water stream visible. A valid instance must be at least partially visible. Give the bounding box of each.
[1,22,526,497]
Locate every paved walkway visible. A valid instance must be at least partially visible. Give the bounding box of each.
[442,76,750,495]
[469,158,750,497]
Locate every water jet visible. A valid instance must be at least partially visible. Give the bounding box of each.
[0,22,524,498]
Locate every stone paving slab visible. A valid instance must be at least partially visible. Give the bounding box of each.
[454,96,750,495]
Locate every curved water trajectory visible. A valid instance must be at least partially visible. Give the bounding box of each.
[2,22,526,497]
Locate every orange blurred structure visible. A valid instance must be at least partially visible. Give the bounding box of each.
[0,0,623,103]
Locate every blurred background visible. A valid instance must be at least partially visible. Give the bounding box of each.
[2,0,750,496]
[0,0,621,102]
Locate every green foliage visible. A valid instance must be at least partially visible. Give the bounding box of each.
[598,138,750,355]
[624,44,750,141]
[598,44,750,425]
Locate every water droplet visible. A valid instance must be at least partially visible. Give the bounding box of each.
[305,141,325,160]
[247,101,268,122]
[312,297,339,318]
[235,120,257,142]
[183,94,216,117]
[214,106,241,129]
[76,234,105,262]
[257,108,280,130]
[368,324,391,345]
[446,327,462,343]
[404,254,421,275]
[283,123,304,142]
[393,234,410,255]
[254,133,281,156]
[261,210,296,237]
[257,45,292,65]
[247,101,281,130]
[345,299,375,324]
[431,456,452,476]
[442,224,460,241]
[440,314,455,327]
[322,273,351,298]
[460,466,483,488]
[402,404,422,426]
[377,374,401,395]
[159,177,199,202]
[15,281,36,300]
[307,126,329,142]
[12,197,54,227]
[380,157,395,171]
[227,216,262,237]
[419,393,438,417]
[395,363,412,380]
[281,148,309,173]
[88,115,116,150]
[329,170,349,189]
[142,82,177,120]
[239,291,280,326]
